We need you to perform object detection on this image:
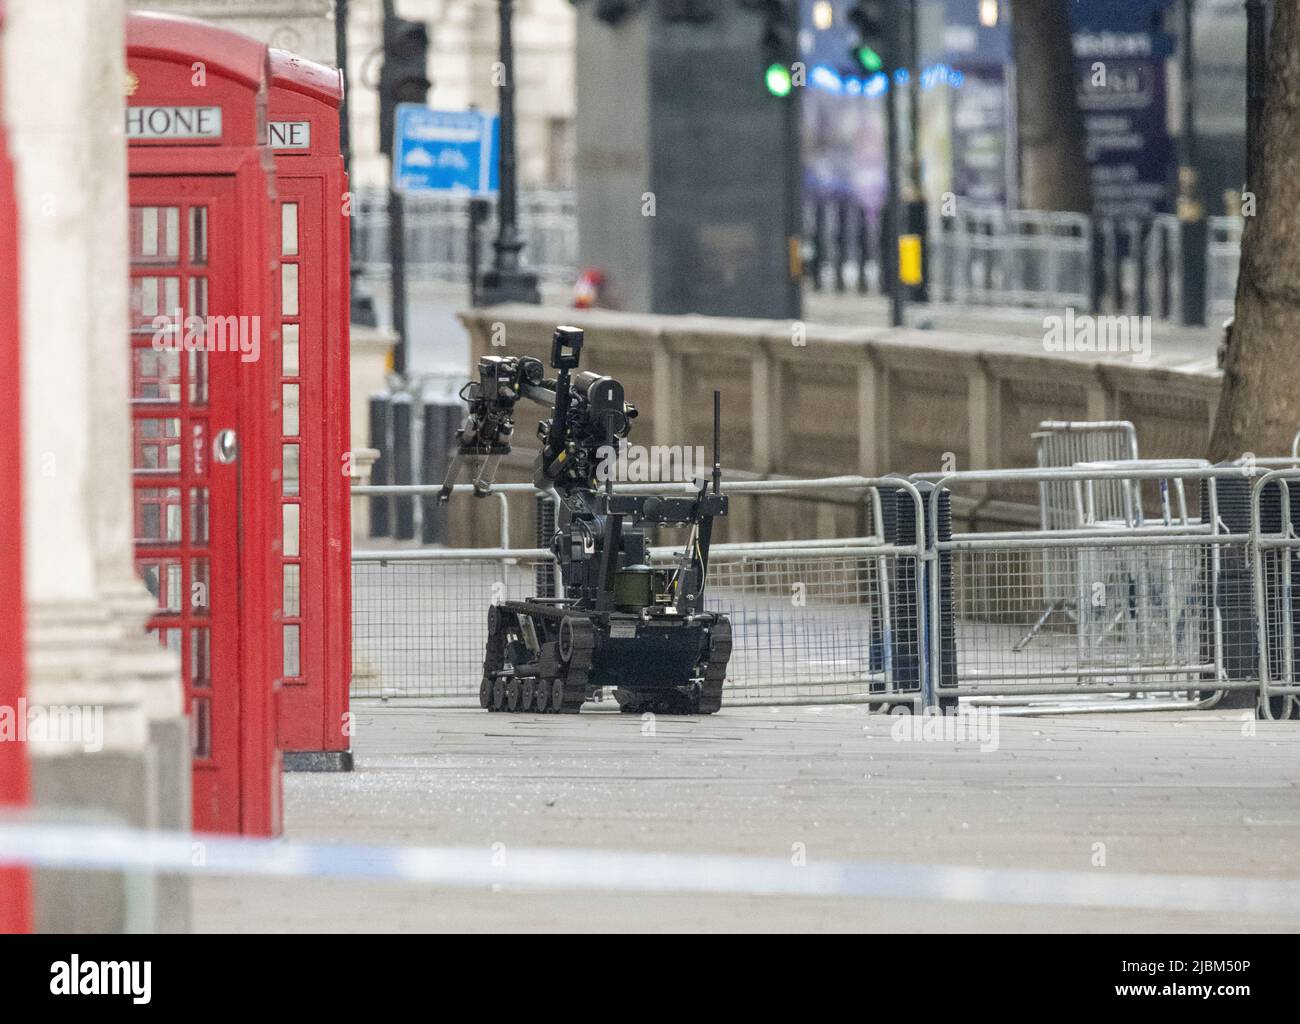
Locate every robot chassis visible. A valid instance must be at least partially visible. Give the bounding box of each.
[440,326,732,715]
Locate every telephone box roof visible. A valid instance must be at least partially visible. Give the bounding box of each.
[270,49,343,108]
[126,11,267,91]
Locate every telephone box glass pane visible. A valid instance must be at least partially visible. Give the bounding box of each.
[283,443,300,496]
[192,697,211,760]
[282,323,299,376]
[189,349,208,406]
[283,564,301,617]
[283,503,300,557]
[191,628,211,689]
[190,207,208,265]
[131,276,180,332]
[132,348,181,402]
[135,488,182,544]
[189,275,208,317]
[190,488,209,546]
[281,262,299,316]
[139,559,180,612]
[140,563,159,601]
[165,561,182,613]
[281,203,299,256]
[130,206,179,262]
[192,557,210,615]
[133,417,181,471]
[282,383,299,436]
[283,624,301,679]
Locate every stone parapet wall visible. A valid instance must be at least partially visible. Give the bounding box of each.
[455,306,1222,548]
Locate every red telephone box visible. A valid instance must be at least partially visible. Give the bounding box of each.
[126,12,281,835]
[268,51,353,769]
[0,0,32,931]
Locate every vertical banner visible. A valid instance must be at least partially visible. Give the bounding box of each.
[1073,27,1175,216]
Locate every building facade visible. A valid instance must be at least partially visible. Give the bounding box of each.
[128,0,577,190]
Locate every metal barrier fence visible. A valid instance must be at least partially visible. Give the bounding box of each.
[1252,470,1300,716]
[1207,216,1243,322]
[1029,422,1141,637]
[803,196,883,294]
[658,542,919,705]
[349,188,1241,322]
[927,202,1242,323]
[351,187,577,285]
[932,205,1091,309]
[1143,214,1180,320]
[1033,420,1141,533]
[352,466,1300,716]
[925,465,1270,709]
[353,549,543,700]
[352,477,929,706]
[1146,214,1241,324]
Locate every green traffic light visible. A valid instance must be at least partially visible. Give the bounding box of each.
[854,45,883,73]
[764,62,793,97]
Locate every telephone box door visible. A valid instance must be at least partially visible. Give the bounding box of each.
[128,176,243,832]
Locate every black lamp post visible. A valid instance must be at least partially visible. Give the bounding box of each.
[335,0,378,327]
[903,0,928,304]
[1177,0,1207,326]
[478,0,541,305]
[1245,0,1268,191]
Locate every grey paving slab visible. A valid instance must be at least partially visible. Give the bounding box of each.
[193,703,1300,932]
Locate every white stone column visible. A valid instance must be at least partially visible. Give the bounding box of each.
[5,0,146,757]
[88,0,191,862]
[7,0,190,932]
[84,0,186,732]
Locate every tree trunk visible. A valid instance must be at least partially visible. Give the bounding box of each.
[1011,0,1093,213]
[1208,3,1300,461]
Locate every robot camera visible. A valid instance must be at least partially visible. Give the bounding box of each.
[586,375,628,437]
[550,326,584,370]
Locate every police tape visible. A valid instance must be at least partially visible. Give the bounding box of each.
[2,821,1300,915]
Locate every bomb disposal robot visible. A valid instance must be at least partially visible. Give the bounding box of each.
[440,326,732,714]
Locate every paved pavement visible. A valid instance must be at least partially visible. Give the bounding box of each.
[194,703,1300,932]
[804,290,1224,367]
[379,279,1227,386]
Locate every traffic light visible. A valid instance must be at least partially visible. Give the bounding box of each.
[755,0,797,97]
[764,60,793,98]
[378,9,431,158]
[847,0,890,74]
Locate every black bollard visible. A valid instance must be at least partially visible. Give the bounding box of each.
[391,393,414,540]
[855,205,870,294]
[420,399,459,545]
[367,392,391,538]
[810,200,826,292]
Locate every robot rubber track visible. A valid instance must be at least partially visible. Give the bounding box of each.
[479,602,732,715]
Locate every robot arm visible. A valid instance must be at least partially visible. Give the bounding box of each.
[437,353,550,501]
[439,326,637,501]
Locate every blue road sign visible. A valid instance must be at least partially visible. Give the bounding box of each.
[392,105,499,195]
